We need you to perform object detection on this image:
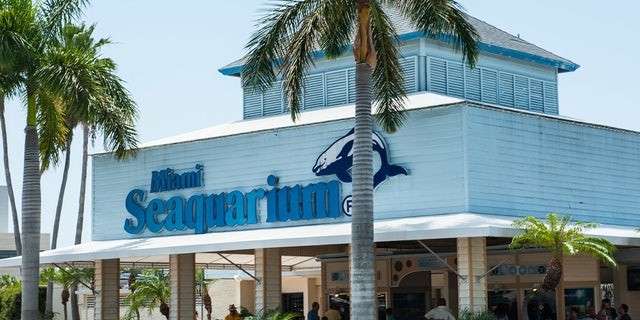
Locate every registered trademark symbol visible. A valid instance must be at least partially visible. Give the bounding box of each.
[342,195,352,216]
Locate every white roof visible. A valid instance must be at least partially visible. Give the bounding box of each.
[137,93,464,149]
[1,213,638,268]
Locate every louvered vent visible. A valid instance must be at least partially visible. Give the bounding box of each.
[428,58,447,94]
[481,69,498,104]
[529,80,544,112]
[263,82,283,116]
[400,57,418,93]
[326,70,348,106]
[303,74,324,110]
[446,62,464,98]
[465,66,481,101]
[243,87,262,119]
[543,82,558,114]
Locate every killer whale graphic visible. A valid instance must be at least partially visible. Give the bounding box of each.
[313,128,408,189]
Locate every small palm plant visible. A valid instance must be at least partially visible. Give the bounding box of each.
[124,269,170,319]
[196,269,216,320]
[510,213,617,290]
[243,309,300,320]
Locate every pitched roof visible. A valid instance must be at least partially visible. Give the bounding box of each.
[219,10,578,76]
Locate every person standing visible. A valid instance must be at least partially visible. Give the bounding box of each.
[325,304,342,320]
[225,304,241,320]
[618,304,631,320]
[425,298,455,320]
[308,302,320,320]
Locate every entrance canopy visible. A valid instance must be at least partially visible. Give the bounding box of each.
[1,213,638,269]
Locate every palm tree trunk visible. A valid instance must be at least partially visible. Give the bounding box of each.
[22,118,42,319]
[542,257,563,290]
[48,134,73,316]
[74,123,88,245]
[350,62,376,320]
[51,134,73,249]
[70,283,80,320]
[47,281,54,316]
[62,288,69,320]
[350,2,376,320]
[0,95,22,256]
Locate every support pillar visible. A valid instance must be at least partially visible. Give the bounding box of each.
[94,259,120,320]
[457,237,488,315]
[170,253,196,320]
[255,248,281,312]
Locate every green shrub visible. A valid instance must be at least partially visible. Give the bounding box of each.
[0,285,21,320]
[0,285,49,319]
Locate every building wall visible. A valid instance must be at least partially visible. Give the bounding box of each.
[93,102,640,241]
[465,105,640,225]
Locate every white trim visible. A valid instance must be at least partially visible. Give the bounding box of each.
[1,213,638,268]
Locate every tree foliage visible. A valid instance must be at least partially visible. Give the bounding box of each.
[123,269,170,319]
[510,213,617,289]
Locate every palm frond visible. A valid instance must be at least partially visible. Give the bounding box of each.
[511,213,618,267]
[370,1,406,133]
[395,0,479,67]
[37,89,68,171]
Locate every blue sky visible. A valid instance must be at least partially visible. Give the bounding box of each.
[2,1,639,247]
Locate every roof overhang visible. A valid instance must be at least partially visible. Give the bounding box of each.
[1,213,638,269]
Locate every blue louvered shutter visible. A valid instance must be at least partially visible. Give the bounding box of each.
[263,82,283,116]
[465,66,481,101]
[428,58,447,94]
[326,70,348,107]
[514,75,529,110]
[446,61,464,98]
[543,82,559,114]
[243,87,262,119]
[303,74,325,109]
[499,73,514,107]
[529,80,544,112]
[481,69,498,104]
[400,57,418,94]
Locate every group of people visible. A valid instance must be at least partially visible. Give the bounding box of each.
[225,297,631,320]
[307,301,343,320]
[592,299,631,320]
[561,298,632,320]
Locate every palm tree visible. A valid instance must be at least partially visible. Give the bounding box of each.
[510,213,618,290]
[124,269,171,320]
[43,21,138,252]
[196,269,217,320]
[241,1,479,318]
[0,0,90,317]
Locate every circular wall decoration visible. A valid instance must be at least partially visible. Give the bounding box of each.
[394,261,403,272]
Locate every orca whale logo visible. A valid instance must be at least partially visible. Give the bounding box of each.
[312,128,408,189]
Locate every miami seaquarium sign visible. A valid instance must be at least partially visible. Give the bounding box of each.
[122,128,407,235]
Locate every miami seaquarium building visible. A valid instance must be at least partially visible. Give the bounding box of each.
[3,10,640,320]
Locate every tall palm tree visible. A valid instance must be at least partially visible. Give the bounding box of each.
[510,213,618,290]
[241,1,479,318]
[43,21,138,250]
[0,0,89,317]
[124,269,171,320]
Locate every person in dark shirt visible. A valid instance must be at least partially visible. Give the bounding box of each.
[618,304,631,320]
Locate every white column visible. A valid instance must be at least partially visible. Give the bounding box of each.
[457,237,487,315]
[94,259,120,320]
[255,248,281,312]
[170,253,196,320]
